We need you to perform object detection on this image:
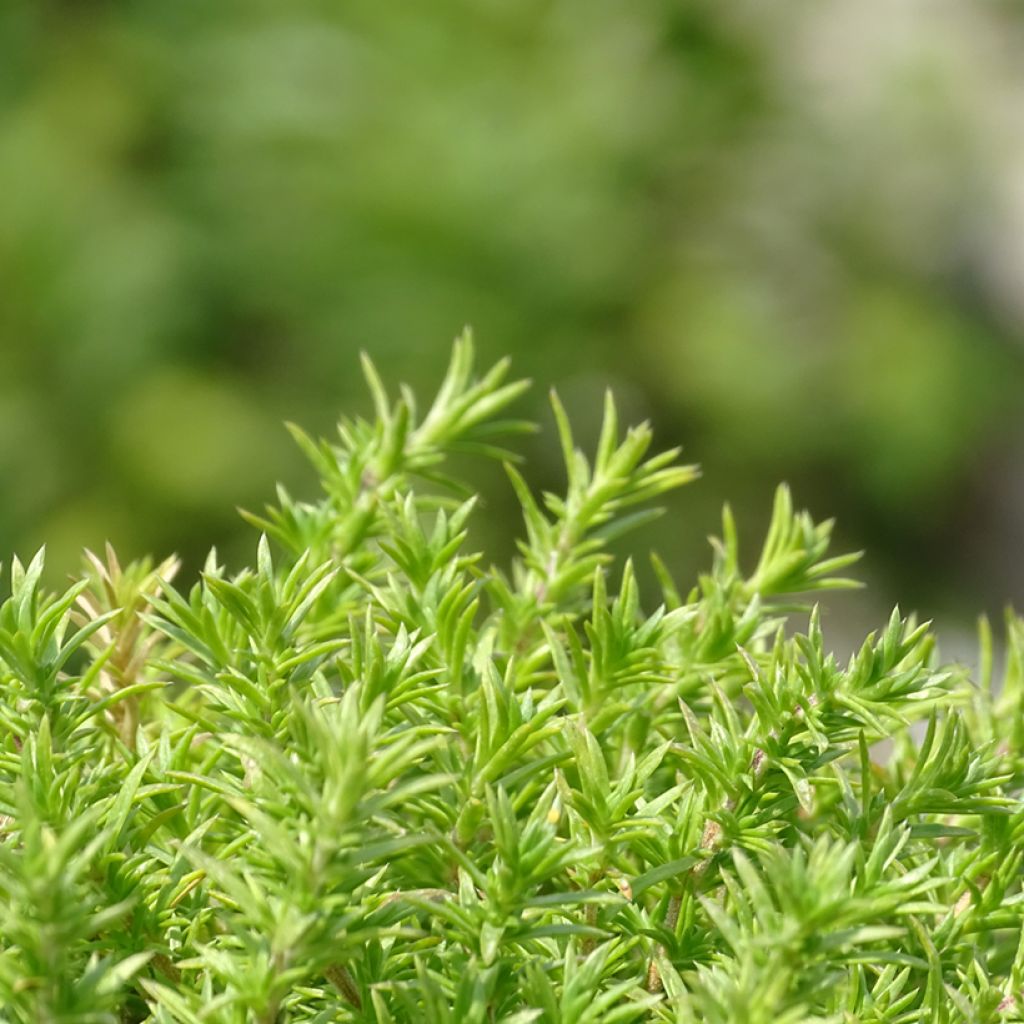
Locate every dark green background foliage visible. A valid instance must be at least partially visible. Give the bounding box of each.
[2,1,1024,626]
[2,345,1024,1022]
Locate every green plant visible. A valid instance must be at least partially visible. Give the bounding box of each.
[2,334,1024,1023]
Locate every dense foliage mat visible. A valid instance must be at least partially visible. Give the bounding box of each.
[2,336,1024,1023]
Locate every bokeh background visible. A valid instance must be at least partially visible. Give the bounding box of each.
[2,0,1024,643]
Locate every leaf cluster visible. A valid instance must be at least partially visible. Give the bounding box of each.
[1,334,1023,1023]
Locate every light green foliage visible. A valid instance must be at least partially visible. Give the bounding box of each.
[1,338,1023,1022]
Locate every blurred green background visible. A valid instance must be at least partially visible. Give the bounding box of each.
[2,0,1023,635]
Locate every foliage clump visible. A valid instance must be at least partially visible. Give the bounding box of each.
[2,335,1024,1023]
